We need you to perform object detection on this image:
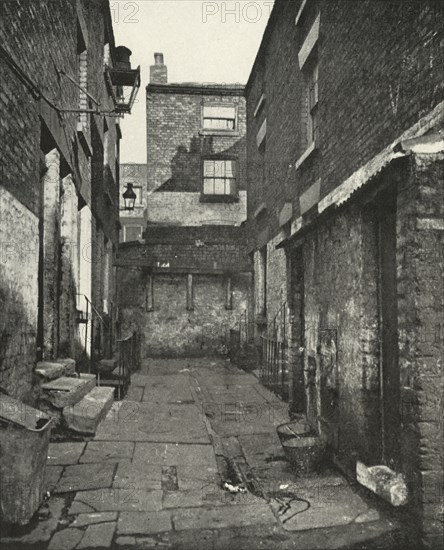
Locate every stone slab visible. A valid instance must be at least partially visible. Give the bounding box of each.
[71,512,118,527]
[64,386,114,434]
[356,461,409,506]
[117,511,172,536]
[77,521,116,549]
[71,489,163,513]
[115,536,136,546]
[270,482,380,531]
[113,461,162,491]
[35,359,76,381]
[95,401,210,444]
[172,502,277,531]
[48,528,84,550]
[42,374,95,408]
[80,441,134,463]
[54,462,115,493]
[133,443,217,468]
[47,442,86,465]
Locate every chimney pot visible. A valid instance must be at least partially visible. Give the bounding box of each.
[154,53,164,65]
[150,52,167,84]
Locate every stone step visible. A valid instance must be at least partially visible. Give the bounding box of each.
[41,374,96,409]
[63,386,114,435]
[35,358,76,381]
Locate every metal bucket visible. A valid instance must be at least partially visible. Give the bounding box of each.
[277,420,326,474]
[0,394,52,524]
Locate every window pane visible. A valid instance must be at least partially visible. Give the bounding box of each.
[204,161,215,176]
[214,179,225,195]
[225,161,235,177]
[214,160,225,177]
[203,105,235,119]
[203,178,214,194]
[226,178,235,195]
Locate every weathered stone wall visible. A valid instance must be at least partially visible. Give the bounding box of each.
[287,157,443,546]
[0,0,122,398]
[0,188,39,402]
[397,154,444,547]
[119,272,251,357]
[117,226,252,357]
[245,1,443,544]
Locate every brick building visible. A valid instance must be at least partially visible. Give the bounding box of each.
[117,54,252,356]
[0,0,138,401]
[246,0,443,547]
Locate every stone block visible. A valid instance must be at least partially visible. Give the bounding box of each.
[71,512,118,527]
[48,528,84,550]
[172,502,277,531]
[54,462,115,493]
[356,461,408,506]
[117,511,172,536]
[41,374,95,408]
[77,522,116,549]
[63,387,114,434]
[80,441,134,463]
[36,359,76,381]
[47,442,86,465]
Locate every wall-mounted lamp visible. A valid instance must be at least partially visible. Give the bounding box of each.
[105,46,140,115]
[122,183,137,211]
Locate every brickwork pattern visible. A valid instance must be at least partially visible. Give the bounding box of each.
[246,0,444,244]
[118,272,251,357]
[0,0,122,398]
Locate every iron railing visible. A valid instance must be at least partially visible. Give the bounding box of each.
[259,302,289,401]
[113,331,141,399]
[76,294,112,373]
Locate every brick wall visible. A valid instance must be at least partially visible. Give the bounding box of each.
[117,225,252,357]
[146,191,247,227]
[246,0,444,244]
[147,87,247,193]
[0,0,122,399]
[146,84,247,227]
[119,226,251,273]
[245,1,444,545]
[118,271,251,357]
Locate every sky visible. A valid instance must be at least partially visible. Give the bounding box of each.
[113,0,274,163]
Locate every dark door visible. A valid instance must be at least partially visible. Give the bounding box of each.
[377,191,401,468]
[289,247,306,416]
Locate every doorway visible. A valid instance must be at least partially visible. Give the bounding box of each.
[289,247,306,416]
[377,189,401,468]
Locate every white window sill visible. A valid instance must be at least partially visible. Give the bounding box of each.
[199,129,239,137]
[295,142,316,170]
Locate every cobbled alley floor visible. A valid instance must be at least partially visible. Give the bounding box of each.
[1,358,405,550]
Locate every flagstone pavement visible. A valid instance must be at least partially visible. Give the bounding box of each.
[1,358,404,550]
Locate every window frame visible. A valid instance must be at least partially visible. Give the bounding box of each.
[201,158,239,202]
[200,103,238,135]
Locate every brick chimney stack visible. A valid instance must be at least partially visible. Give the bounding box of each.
[150,53,167,84]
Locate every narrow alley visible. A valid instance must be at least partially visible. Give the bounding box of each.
[2,359,402,549]
[1,2,443,549]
